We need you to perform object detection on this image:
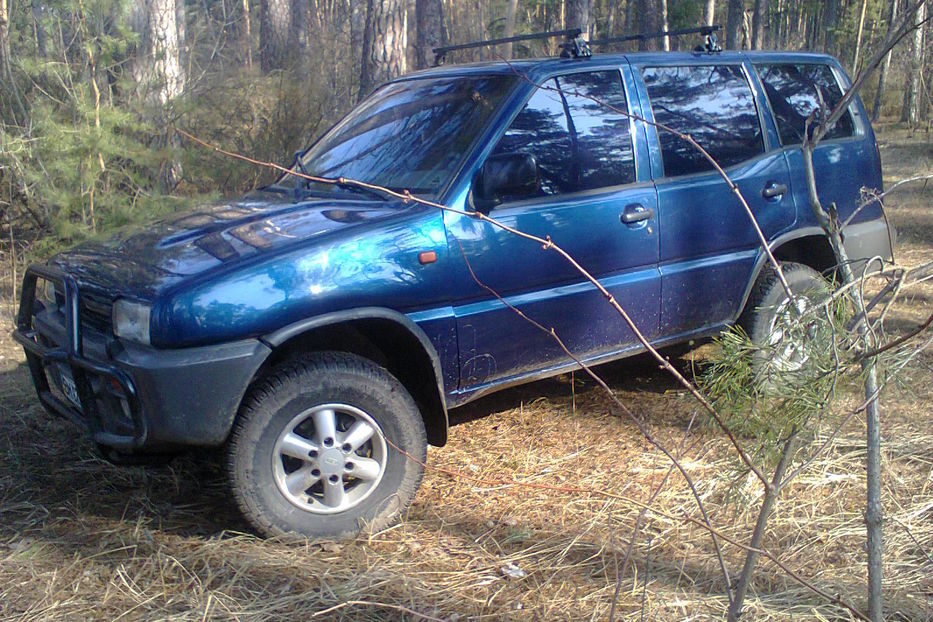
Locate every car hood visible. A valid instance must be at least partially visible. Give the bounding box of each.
[47,192,415,298]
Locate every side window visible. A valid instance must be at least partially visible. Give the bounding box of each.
[756,64,855,145]
[494,79,572,196]
[642,65,764,177]
[493,71,635,198]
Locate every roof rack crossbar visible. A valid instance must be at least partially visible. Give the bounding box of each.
[433,28,585,66]
[590,24,720,47]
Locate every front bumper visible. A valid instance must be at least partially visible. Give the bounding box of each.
[13,265,270,451]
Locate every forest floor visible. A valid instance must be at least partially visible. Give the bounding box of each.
[0,127,931,621]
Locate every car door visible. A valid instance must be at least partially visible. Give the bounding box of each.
[753,61,882,231]
[632,60,797,338]
[445,68,661,394]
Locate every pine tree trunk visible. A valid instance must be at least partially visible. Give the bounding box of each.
[901,0,925,125]
[259,0,291,71]
[129,0,186,189]
[872,0,898,121]
[415,0,443,69]
[32,1,47,57]
[358,0,406,100]
[824,0,838,53]
[131,0,186,105]
[350,0,364,57]
[224,0,253,69]
[176,0,187,73]
[637,0,655,50]
[752,0,768,49]
[726,0,745,49]
[503,0,518,58]
[853,0,868,74]
[566,0,590,37]
[658,0,669,50]
[289,0,306,62]
[0,0,10,82]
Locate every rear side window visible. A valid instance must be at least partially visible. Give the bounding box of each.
[642,65,764,177]
[756,64,855,145]
[493,70,635,198]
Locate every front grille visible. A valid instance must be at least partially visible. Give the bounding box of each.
[81,292,113,334]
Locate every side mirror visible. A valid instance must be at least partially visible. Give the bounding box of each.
[473,152,540,211]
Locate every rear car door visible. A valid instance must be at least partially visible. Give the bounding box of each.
[753,61,883,234]
[445,68,661,394]
[632,60,797,338]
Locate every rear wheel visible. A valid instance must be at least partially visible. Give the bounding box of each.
[227,352,426,539]
[739,262,831,376]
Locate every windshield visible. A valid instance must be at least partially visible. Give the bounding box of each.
[296,75,516,199]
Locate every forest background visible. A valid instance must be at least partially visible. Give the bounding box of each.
[0,0,930,257]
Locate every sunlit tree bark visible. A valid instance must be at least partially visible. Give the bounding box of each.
[358,0,406,99]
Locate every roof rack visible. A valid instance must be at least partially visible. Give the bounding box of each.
[590,25,722,53]
[431,24,722,67]
[432,29,591,66]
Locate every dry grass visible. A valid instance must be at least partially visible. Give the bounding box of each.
[0,127,931,621]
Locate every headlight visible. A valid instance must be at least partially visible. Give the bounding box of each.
[112,299,151,345]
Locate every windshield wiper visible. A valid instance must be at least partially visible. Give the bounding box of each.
[332,180,391,201]
[288,152,389,202]
[291,178,390,202]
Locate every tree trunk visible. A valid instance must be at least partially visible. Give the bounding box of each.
[705,0,716,26]
[130,0,186,105]
[350,0,364,58]
[289,0,306,62]
[32,1,47,57]
[637,0,655,50]
[658,0,669,50]
[727,0,745,49]
[872,0,898,121]
[901,0,925,125]
[415,0,443,69]
[129,0,186,189]
[225,0,253,69]
[752,0,768,49]
[175,0,187,73]
[0,0,10,81]
[358,0,406,100]
[504,0,518,57]
[565,0,590,37]
[853,0,868,74]
[259,0,291,71]
[824,0,838,53]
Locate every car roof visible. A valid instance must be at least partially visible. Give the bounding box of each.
[395,50,841,84]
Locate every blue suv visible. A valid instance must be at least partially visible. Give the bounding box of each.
[14,50,893,538]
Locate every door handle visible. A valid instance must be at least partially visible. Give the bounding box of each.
[762,181,788,199]
[620,205,655,224]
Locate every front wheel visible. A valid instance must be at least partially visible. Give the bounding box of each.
[227,352,426,539]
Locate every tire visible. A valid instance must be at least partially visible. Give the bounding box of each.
[738,262,831,375]
[227,352,426,539]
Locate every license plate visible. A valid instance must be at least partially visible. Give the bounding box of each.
[57,366,81,408]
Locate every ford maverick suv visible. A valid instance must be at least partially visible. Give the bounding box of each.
[14,50,894,539]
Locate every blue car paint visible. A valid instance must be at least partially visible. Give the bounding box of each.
[35,50,887,424]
